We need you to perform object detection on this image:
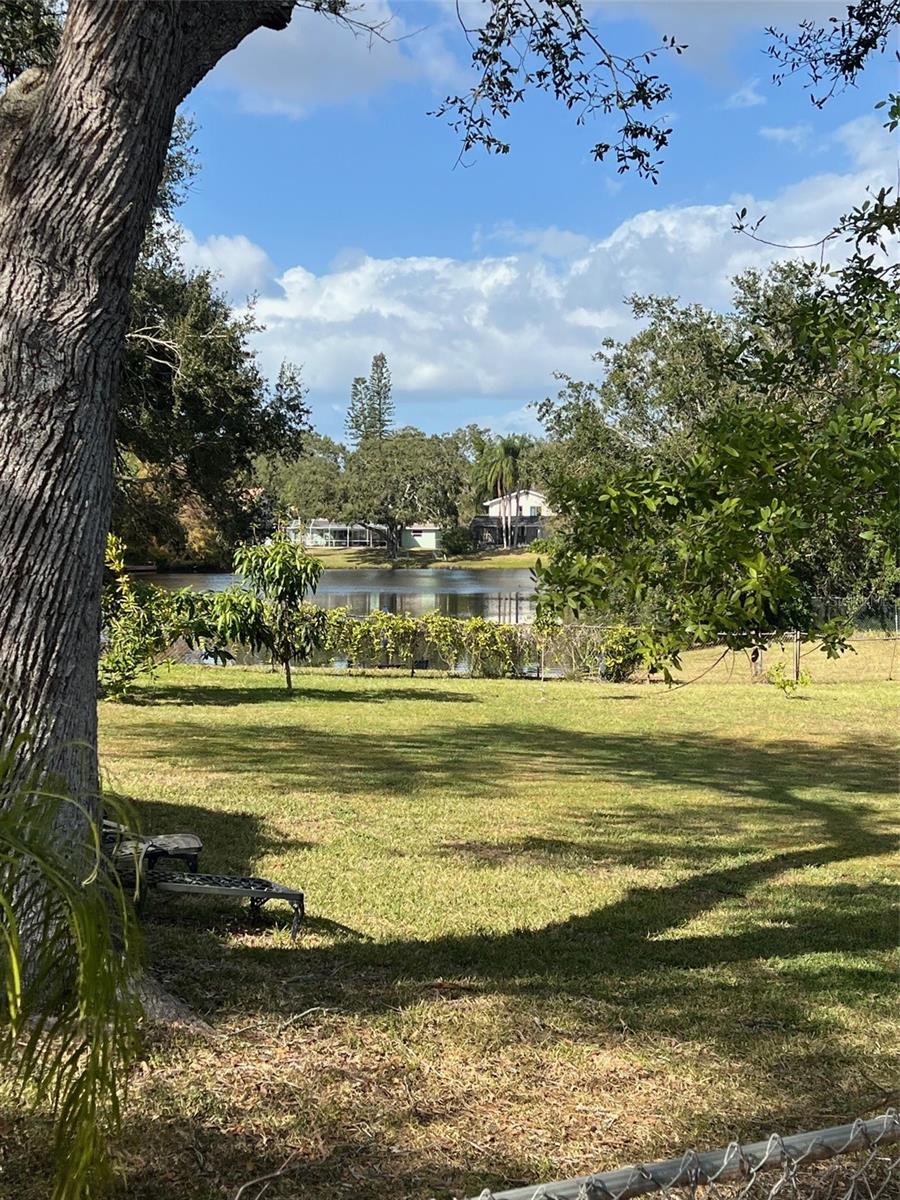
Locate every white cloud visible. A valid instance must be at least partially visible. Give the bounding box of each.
[211,1,463,118]
[184,115,893,427]
[833,114,897,172]
[474,222,593,259]
[179,230,274,298]
[618,2,838,73]
[725,77,766,109]
[490,405,544,436]
[760,123,812,148]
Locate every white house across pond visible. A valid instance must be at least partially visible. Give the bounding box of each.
[287,518,443,552]
[401,523,442,551]
[287,493,554,554]
[482,489,553,519]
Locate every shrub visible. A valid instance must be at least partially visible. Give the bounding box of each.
[420,612,465,671]
[439,526,475,557]
[766,660,812,697]
[595,624,644,682]
[459,617,527,677]
[319,609,527,677]
[99,536,209,698]
[364,609,422,671]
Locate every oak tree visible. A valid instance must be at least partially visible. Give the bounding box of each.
[0,0,300,815]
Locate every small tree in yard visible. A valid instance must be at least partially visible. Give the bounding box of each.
[216,536,325,692]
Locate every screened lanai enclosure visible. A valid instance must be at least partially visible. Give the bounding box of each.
[287,520,389,549]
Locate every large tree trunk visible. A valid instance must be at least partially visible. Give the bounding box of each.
[0,0,294,821]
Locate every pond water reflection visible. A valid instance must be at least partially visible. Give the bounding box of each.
[156,567,538,623]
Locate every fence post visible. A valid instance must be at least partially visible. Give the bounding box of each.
[750,645,765,680]
[793,631,801,683]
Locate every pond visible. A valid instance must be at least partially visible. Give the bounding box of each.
[155,567,538,623]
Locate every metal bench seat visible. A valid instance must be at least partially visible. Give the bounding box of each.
[102,819,203,873]
[101,815,305,940]
[149,869,305,940]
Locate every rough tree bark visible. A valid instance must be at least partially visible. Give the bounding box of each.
[0,0,295,822]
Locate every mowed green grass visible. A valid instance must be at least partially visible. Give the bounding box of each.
[4,664,898,1199]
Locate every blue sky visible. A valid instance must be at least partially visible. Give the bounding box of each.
[176,1,897,440]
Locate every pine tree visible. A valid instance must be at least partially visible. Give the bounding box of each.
[345,354,394,445]
[366,352,394,439]
[345,375,370,446]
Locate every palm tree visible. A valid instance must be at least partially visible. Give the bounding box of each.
[472,436,528,548]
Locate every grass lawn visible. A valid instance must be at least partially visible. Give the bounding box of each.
[313,546,539,569]
[4,665,897,1198]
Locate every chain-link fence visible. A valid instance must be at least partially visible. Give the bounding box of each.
[469,1111,899,1200]
[162,627,899,684]
[536,628,899,686]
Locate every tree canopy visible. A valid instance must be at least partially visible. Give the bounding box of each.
[537,249,900,667]
[114,117,310,565]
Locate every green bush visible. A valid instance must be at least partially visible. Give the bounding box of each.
[766,660,812,697]
[459,617,528,677]
[439,526,475,557]
[320,609,527,677]
[595,624,644,682]
[100,536,212,698]
[420,612,465,671]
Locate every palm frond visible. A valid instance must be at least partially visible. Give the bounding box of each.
[0,724,140,1199]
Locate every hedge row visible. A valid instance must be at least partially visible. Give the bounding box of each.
[100,563,643,698]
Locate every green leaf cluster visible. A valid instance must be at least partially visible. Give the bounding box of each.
[538,249,899,668]
[99,536,212,699]
[216,537,325,691]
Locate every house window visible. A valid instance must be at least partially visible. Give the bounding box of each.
[529,506,540,517]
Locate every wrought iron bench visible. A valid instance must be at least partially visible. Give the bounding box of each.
[149,869,305,939]
[102,818,305,940]
[102,818,202,872]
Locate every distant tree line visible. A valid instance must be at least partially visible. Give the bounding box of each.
[255,354,551,558]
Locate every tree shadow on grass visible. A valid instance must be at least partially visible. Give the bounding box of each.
[138,681,480,707]
[0,1107,519,1200]
[113,722,897,1136]
[105,792,312,873]
[113,714,898,807]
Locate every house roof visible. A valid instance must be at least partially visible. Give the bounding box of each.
[483,489,549,508]
[293,519,388,531]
